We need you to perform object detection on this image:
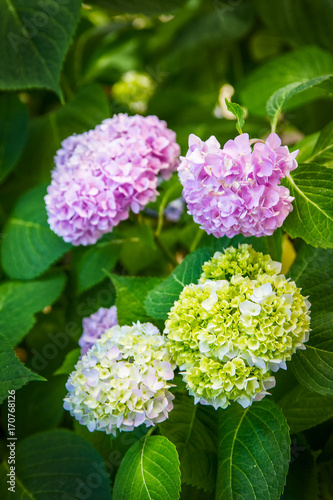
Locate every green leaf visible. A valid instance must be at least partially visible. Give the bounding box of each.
[293,133,320,163]
[113,435,181,500]
[266,76,333,132]
[73,420,113,463]
[0,429,111,500]
[0,0,81,97]
[240,46,333,116]
[159,392,217,492]
[282,163,333,249]
[0,273,66,345]
[76,234,122,295]
[0,333,44,404]
[291,313,333,396]
[13,375,68,438]
[278,384,333,434]
[1,184,71,280]
[119,223,159,275]
[282,435,318,500]
[288,244,333,314]
[306,120,333,165]
[0,93,28,184]
[256,0,333,53]
[145,247,212,320]
[6,84,110,195]
[225,98,245,134]
[109,274,162,325]
[89,0,187,15]
[216,399,290,500]
[54,348,80,376]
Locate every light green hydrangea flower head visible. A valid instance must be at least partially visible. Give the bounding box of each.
[165,244,311,410]
[112,70,156,114]
[200,243,282,282]
[64,322,175,436]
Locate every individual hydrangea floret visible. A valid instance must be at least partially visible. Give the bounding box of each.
[64,322,175,435]
[165,245,310,410]
[178,132,298,238]
[79,306,118,356]
[45,114,180,245]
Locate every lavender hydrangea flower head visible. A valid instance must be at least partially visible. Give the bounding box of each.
[64,322,175,435]
[79,306,118,356]
[178,132,298,238]
[165,245,311,410]
[45,114,180,245]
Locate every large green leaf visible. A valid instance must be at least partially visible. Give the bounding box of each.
[282,163,333,249]
[0,429,111,500]
[0,93,28,184]
[291,313,333,396]
[76,234,122,295]
[159,392,217,492]
[240,46,333,116]
[0,333,44,404]
[278,384,333,434]
[119,223,159,276]
[109,274,162,325]
[288,244,333,313]
[216,399,290,500]
[145,247,212,321]
[266,76,333,131]
[0,273,66,345]
[1,184,71,280]
[305,120,333,165]
[5,84,110,197]
[89,0,187,15]
[0,0,81,97]
[13,375,67,438]
[54,348,80,376]
[256,0,333,52]
[113,435,181,500]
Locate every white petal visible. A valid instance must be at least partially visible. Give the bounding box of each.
[251,283,273,303]
[239,300,261,316]
[201,291,218,312]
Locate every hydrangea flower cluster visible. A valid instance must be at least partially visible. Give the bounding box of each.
[165,244,311,409]
[45,114,180,245]
[178,133,298,238]
[112,70,156,114]
[64,322,175,435]
[79,306,118,356]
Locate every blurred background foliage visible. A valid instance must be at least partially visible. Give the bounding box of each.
[1,1,333,499]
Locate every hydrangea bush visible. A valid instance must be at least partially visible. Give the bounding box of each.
[1,2,333,500]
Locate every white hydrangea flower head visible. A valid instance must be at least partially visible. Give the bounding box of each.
[165,244,311,410]
[64,322,175,435]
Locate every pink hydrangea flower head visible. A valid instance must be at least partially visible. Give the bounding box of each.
[79,306,118,355]
[45,114,180,245]
[178,133,298,238]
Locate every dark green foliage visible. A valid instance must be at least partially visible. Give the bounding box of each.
[1,1,333,499]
